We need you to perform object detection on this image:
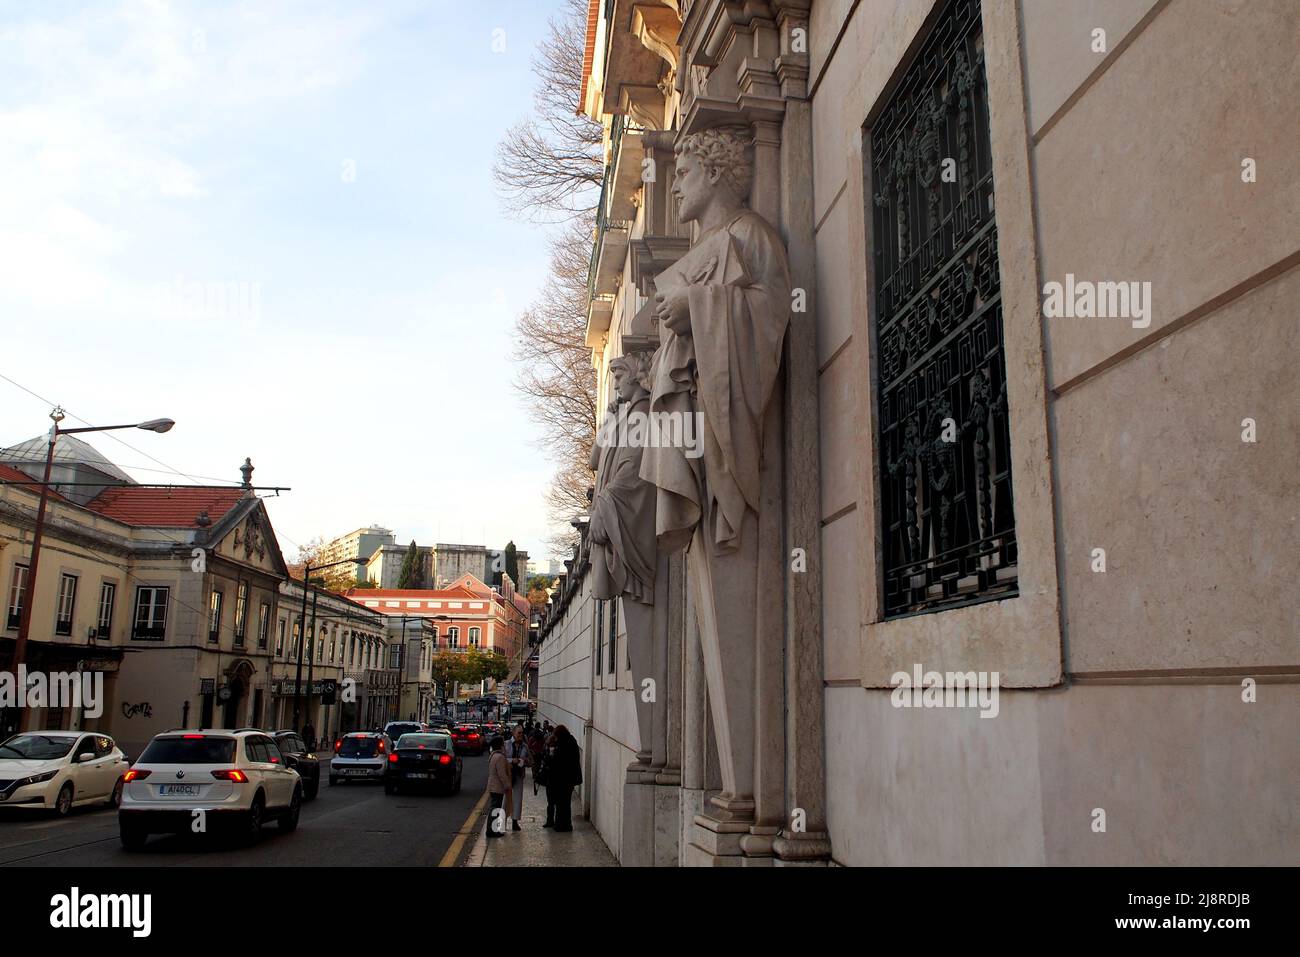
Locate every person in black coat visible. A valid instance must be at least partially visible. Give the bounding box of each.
[545,725,582,832]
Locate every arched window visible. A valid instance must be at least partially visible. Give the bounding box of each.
[469,627,480,648]
[292,620,301,659]
[448,627,460,648]
[349,633,356,666]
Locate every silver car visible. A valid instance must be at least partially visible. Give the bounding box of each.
[328,732,393,785]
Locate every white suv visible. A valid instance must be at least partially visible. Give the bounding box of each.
[118,730,302,850]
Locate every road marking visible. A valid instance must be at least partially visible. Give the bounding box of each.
[438,792,487,868]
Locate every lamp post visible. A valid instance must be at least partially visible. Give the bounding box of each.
[292,557,365,737]
[11,409,174,686]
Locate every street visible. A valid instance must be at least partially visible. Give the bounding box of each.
[0,754,488,867]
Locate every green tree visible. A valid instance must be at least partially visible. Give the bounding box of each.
[482,650,510,684]
[397,540,419,589]
[430,649,472,702]
[504,541,519,590]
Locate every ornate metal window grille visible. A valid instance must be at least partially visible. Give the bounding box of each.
[870,0,1017,618]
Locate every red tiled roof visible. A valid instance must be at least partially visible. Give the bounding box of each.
[84,486,247,528]
[0,463,68,502]
[347,586,482,601]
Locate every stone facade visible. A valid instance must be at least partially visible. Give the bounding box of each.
[536,0,1299,866]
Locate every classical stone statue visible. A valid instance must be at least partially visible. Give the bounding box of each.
[589,351,658,765]
[589,352,656,605]
[640,124,791,820]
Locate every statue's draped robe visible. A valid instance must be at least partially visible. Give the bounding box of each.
[641,208,791,553]
[590,394,656,604]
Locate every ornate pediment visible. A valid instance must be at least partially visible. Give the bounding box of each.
[232,511,268,563]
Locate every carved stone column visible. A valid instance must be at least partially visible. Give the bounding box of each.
[771,0,831,865]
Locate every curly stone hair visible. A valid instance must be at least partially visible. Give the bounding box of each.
[610,351,653,394]
[676,124,754,201]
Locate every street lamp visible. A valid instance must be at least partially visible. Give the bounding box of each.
[11,408,174,681]
[292,556,366,739]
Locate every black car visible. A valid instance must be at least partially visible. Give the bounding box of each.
[384,734,462,795]
[271,731,321,800]
[449,725,486,756]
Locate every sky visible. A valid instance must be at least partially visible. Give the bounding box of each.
[0,0,570,566]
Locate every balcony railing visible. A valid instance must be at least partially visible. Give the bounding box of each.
[587,114,627,304]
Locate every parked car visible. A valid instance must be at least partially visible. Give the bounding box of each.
[271,731,321,800]
[384,733,462,795]
[448,725,485,756]
[329,732,393,785]
[0,731,128,815]
[118,730,302,849]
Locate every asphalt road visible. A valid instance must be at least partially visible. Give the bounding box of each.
[0,752,490,867]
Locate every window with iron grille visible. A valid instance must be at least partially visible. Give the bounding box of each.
[55,574,77,636]
[869,0,1017,618]
[132,586,168,640]
[7,563,28,630]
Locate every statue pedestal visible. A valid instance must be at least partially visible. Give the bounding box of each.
[622,760,683,867]
[772,830,834,867]
[652,774,681,867]
[620,762,657,867]
[687,795,754,864]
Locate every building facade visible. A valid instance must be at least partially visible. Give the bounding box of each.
[1,447,290,759]
[347,572,530,682]
[536,0,1299,866]
[319,525,394,568]
[270,579,390,743]
[365,542,434,589]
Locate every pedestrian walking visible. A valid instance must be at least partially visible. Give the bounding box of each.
[485,736,511,839]
[529,725,547,796]
[540,729,557,827]
[546,725,582,832]
[504,725,530,831]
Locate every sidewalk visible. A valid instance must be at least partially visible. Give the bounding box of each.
[463,794,618,867]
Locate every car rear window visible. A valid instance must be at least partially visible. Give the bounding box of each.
[139,736,236,764]
[338,737,379,757]
[388,724,421,737]
[397,734,450,750]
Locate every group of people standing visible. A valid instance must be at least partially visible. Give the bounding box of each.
[485,719,582,837]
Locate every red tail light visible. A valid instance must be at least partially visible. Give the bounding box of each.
[439,754,451,765]
[388,753,398,763]
[377,739,386,753]
[211,769,248,782]
[182,734,205,739]
[123,769,151,782]
[469,733,480,740]
[334,739,342,753]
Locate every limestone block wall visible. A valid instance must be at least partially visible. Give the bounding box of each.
[811,0,1299,864]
